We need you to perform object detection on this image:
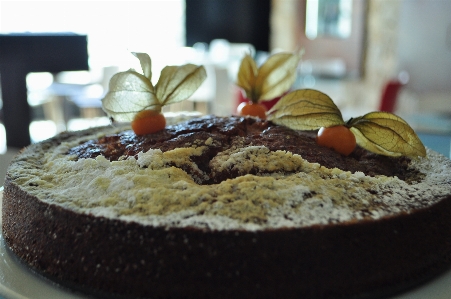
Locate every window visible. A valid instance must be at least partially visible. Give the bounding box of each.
[0,0,185,71]
[0,1,185,145]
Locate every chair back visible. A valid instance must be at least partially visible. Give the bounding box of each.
[379,80,404,113]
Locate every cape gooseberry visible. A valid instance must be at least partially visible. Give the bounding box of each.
[316,125,356,156]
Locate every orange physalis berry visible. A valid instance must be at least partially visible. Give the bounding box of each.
[131,110,166,135]
[316,125,357,156]
[237,102,267,119]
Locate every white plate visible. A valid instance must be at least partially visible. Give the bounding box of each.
[1,191,451,299]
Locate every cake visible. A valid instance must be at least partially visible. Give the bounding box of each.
[3,51,451,298]
[2,115,451,299]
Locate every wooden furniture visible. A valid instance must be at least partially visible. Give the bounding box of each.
[0,33,89,148]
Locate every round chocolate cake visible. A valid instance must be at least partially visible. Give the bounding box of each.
[2,115,451,299]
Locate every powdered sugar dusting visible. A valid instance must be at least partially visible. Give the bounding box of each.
[7,125,451,231]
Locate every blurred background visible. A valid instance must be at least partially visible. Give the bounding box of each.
[0,0,450,175]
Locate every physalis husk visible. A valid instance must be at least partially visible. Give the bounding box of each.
[236,51,303,103]
[267,89,426,158]
[102,52,207,123]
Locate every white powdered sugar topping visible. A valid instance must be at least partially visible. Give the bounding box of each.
[7,126,451,231]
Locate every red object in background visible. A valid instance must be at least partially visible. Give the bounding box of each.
[234,88,285,114]
[378,80,404,113]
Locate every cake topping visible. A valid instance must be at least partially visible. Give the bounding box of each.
[236,51,302,119]
[67,116,418,184]
[267,89,426,158]
[317,125,357,156]
[9,116,450,230]
[102,52,207,135]
[100,53,423,158]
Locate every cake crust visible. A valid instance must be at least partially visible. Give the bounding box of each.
[4,180,451,299]
[2,115,451,298]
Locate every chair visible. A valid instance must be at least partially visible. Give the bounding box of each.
[378,71,410,113]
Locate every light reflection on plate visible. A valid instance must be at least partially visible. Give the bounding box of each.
[1,192,451,299]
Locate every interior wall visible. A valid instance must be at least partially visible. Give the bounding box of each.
[396,0,451,94]
[361,0,402,108]
[271,0,451,110]
[270,0,402,111]
[270,0,301,52]
[296,0,367,78]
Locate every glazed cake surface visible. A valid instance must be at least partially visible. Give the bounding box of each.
[2,115,451,299]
